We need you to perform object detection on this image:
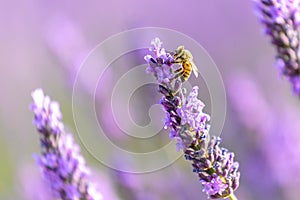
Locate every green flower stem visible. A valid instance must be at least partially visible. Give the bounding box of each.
[228,193,238,200]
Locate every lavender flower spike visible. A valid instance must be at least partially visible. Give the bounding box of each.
[254,0,300,95]
[145,38,240,199]
[30,89,103,200]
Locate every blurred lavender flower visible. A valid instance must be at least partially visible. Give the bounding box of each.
[145,38,240,199]
[30,89,103,200]
[254,0,300,95]
[45,16,113,101]
[228,72,300,199]
[45,16,126,141]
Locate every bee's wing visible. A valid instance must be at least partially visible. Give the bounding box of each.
[185,50,193,59]
[191,61,199,77]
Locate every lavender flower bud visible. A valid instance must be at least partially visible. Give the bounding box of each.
[254,0,300,95]
[30,89,102,200]
[145,38,240,199]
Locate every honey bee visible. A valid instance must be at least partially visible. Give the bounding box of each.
[172,46,199,82]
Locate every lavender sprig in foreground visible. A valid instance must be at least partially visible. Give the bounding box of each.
[255,0,300,94]
[145,38,240,199]
[30,89,102,200]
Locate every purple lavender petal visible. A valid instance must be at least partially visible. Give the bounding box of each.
[201,176,228,196]
[177,86,210,133]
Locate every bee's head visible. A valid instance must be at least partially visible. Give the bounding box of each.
[176,46,184,53]
[173,45,185,58]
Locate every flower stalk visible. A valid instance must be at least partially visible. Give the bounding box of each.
[145,38,240,199]
[228,193,238,200]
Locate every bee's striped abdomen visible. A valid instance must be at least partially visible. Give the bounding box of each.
[182,61,192,81]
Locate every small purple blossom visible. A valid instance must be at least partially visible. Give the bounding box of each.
[30,88,102,200]
[177,86,210,133]
[144,38,174,84]
[201,176,228,196]
[150,37,163,51]
[145,38,240,199]
[254,0,300,95]
[30,89,64,134]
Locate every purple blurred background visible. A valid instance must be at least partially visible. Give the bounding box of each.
[1,1,300,199]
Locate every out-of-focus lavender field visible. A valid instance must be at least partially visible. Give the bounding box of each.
[1,1,300,200]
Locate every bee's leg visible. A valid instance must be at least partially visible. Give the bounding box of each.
[171,68,185,84]
[173,68,183,79]
[172,73,180,80]
[180,76,186,82]
[171,60,180,64]
[174,67,183,74]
